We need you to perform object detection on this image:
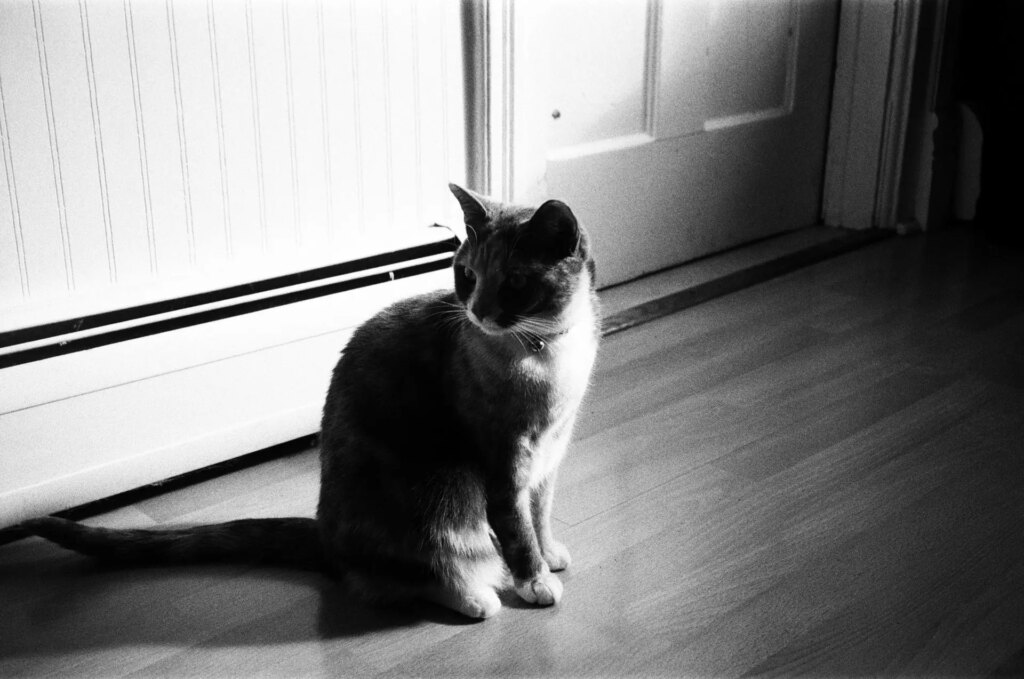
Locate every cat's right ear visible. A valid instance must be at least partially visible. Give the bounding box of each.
[448,183,491,231]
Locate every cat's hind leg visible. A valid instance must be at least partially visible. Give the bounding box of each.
[425,581,501,619]
[426,556,506,619]
[336,560,500,619]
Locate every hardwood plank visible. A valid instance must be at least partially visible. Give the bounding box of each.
[712,366,952,481]
[578,318,832,442]
[635,396,1023,675]
[133,448,320,525]
[740,458,1024,677]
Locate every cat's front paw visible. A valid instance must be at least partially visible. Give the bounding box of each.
[514,571,563,606]
[542,540,572,571]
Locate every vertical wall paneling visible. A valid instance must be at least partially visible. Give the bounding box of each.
[286,0,330,253]
[314,0,334,245]
[205,0,232,258]
[34,0,76,292]
[0,61,28,301]
[321,0,360,246]
[80,1,147,286]
[349,0,388,236]
[130,0,191,276]
[165,0,197,267]
[1,2,65,302]
[243,0,268,252]
[379,2,394,236]
[170,0,223,269]
[416,0,463,233]
[250,0,294,254]
[409,0,424,224]
[414,0,444,227]
[78,0,117,284]
[0,0,466,331]
[282,1,301,248]
[384,0,419,235]
[122,0,159,278]
[441,0,462,216]
[212,0,261,261]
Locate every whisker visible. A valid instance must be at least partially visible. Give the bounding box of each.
[512,325,545,347]
[506,230,524,263]
[514,317,564,335]
[426,306,471,334]
[509,329,527,352]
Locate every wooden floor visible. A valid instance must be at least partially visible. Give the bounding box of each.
[2,227,1023,677]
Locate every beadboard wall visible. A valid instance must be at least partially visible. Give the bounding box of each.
[0,0,465,329]
[0,0,466,527]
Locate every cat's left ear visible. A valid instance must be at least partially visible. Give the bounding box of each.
[526,199,585,260]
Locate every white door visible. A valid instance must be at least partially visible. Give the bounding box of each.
[496,0,839,286]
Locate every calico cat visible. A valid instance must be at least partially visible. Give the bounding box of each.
[20,184,600,619]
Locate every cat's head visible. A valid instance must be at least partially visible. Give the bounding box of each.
[448,183,595,341]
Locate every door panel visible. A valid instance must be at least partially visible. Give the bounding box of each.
[544,2,650,150]
[508,0,838,286]
[705,0,794,123]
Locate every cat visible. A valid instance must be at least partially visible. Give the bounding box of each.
[20,184,600,620]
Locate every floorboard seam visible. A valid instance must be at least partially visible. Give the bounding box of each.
[601,230,891,337]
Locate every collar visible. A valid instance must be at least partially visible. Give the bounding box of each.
[526,328,570,353]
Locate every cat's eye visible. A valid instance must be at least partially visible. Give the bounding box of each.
[507,272,527,289]
[460,266,476,281]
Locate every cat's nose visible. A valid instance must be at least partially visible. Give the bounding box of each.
[468,304,502,333]
[470,300,495,325]
[469,308,493,327]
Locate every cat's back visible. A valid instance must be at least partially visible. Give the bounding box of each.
[322,289,461,441]
[344,289,457,363]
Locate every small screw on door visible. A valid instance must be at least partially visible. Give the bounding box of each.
[551,109,561,120]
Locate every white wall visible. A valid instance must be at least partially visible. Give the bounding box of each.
[0,0,465,330]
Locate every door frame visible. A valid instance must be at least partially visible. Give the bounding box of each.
[461,0,548,205]
[467,0,939,234]
[823,0,940,232]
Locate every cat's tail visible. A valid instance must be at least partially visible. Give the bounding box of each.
[20,516,325,571]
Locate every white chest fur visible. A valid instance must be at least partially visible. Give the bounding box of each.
[520,324,597,406]
[518,278,599,488]
[522,328,596,488]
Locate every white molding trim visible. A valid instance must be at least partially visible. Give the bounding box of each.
[898,0,950,231]
[876,0,922,229]
[823,0,921,231]
[463,0,517,202]
[481,0,515,201]
[461,0,489,195]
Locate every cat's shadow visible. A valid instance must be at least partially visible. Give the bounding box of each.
[316,577,485,639]
[0,550,482,657]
